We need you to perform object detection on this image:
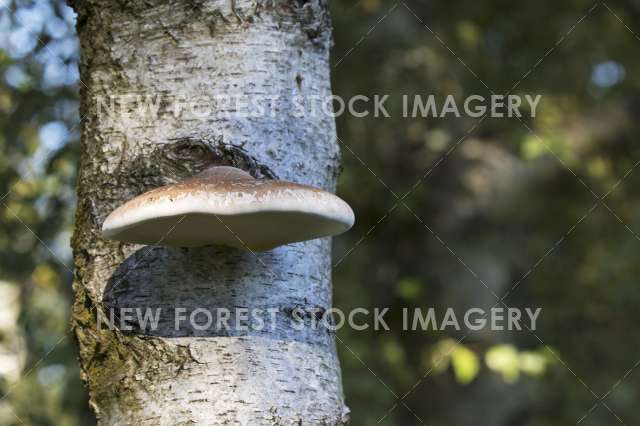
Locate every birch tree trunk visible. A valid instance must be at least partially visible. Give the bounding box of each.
[70,0,348,423]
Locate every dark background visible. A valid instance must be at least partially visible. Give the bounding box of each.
[1,0,639,424]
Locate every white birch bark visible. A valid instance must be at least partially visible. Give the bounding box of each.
[70,0,348,423]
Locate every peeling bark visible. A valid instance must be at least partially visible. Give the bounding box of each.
[70,0,347,423]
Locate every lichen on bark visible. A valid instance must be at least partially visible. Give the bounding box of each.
[70,0,348,424]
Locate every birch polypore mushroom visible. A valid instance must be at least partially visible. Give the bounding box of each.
[102,166,354,251]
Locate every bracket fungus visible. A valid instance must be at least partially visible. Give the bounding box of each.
[102,166,355,251]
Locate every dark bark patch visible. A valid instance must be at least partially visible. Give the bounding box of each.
[157,136,278,181]
[102,246,333,344]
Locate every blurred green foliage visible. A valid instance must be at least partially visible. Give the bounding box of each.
[2,0,640,424]
[0,0,91,424]
[331,0,640,424]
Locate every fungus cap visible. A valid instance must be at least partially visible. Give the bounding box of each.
[102,166,355,251]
